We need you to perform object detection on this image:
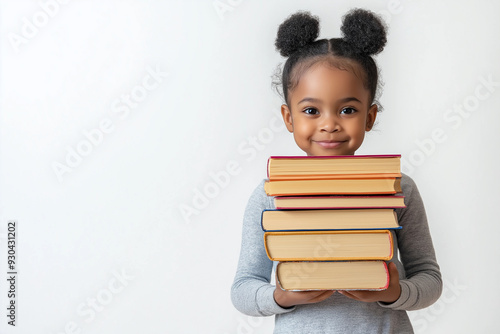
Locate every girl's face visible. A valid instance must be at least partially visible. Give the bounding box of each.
[281,61,377,156]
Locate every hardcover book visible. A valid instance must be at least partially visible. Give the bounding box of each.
[267,155,401,180]
[264,177,402,196]
[264,230,394,261]
[261,208,401,232]
[273,195,405,210]
[276,260,390,291]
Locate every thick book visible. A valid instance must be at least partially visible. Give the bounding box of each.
[264,178,402,196]
[261,208,401,232]
[276,261,389,291]
[264,230,394,261]
[273,195,406,210]
[267,155,401,180]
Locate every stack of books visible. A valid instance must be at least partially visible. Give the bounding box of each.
[262,155,404,291]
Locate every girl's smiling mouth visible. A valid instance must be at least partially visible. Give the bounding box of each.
[313,140,347,148]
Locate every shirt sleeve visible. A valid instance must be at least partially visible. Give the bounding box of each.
[378,174,443,310]
[231,180,296,316]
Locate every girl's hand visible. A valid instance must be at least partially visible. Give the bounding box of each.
[274,272,335,308]
[338,262,401,303]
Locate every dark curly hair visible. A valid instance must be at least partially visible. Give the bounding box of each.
[273,8,387,106]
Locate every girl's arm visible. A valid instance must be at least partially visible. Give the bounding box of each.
[338,174,442,310]
[231,180,295,316]
[378,174,443,310]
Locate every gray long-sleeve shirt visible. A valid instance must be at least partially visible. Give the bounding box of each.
[231,174,442,333]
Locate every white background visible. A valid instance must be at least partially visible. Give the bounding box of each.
[0,0,498,333]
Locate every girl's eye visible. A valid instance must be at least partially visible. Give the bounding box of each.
[303,107,319,115]
[340,107,357,115]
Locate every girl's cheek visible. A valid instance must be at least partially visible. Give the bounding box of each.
[295,119,314,131]
[295,125,310,136]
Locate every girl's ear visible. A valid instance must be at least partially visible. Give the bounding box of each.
[281,104,294,133]
[365,104,378,131]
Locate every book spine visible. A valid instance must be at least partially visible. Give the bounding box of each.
[381,261,390,290]
[260,210,266,231]
[266,156,270,179]
[263,233,274,262]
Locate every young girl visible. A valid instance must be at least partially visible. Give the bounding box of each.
[231,9,442,333]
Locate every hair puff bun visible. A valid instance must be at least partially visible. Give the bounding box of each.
[341,8,387,56]
[275,11,320,57]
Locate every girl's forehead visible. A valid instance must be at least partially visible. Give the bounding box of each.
[289,56,367,91]
[290,61,370,102]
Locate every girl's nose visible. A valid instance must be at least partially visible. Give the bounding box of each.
[320,114,340,132]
